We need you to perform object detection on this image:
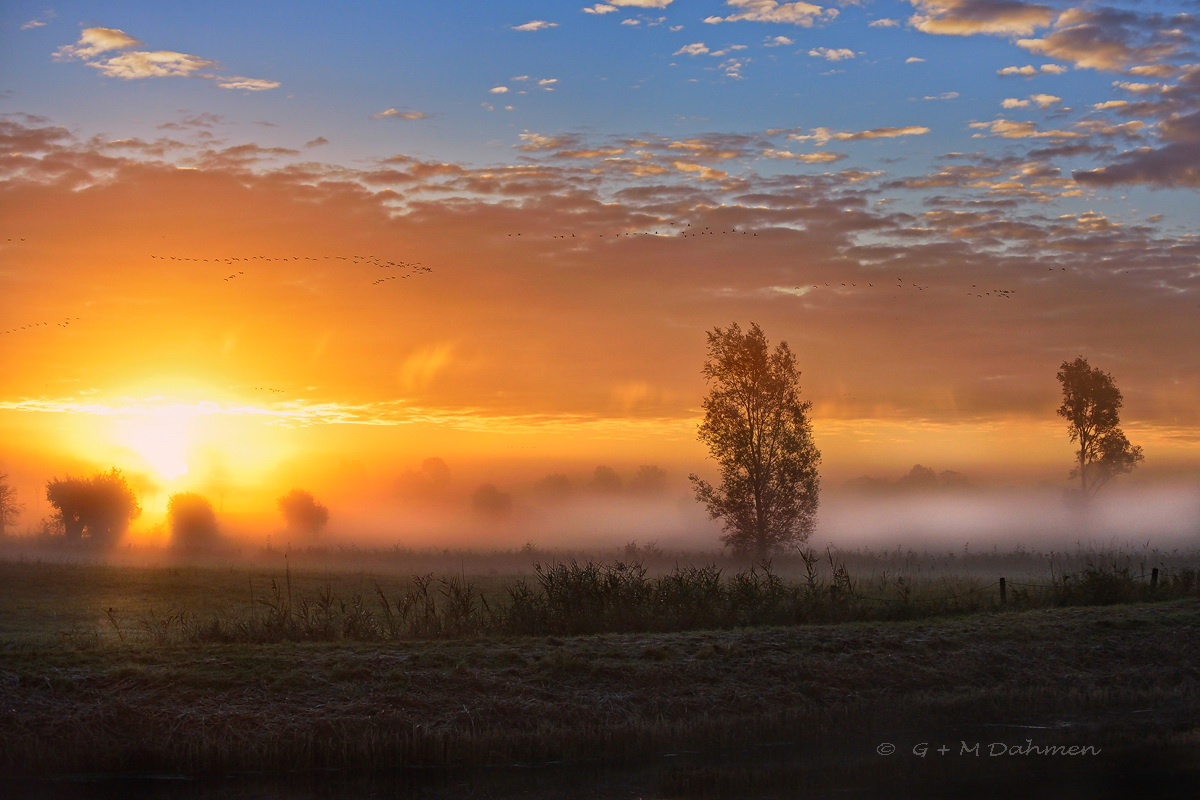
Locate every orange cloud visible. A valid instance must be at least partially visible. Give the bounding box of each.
[908,0,1054,37]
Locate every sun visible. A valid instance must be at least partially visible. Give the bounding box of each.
[90,377,296,498]
[113,403,196,482]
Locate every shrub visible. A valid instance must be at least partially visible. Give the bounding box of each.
[168,493,219,551]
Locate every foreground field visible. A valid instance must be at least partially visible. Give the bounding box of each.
[0,557,1197,798]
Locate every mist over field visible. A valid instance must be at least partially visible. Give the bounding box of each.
[815,481,1200,550]
[300,480,1200,554]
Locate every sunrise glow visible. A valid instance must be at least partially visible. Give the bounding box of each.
[0,0,1196,548]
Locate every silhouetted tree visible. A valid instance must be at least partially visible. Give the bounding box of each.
[472,483,512,520]
[690,322,821,559]
[936,469,971,489]
[168,493,219,551]
[278,489,329,539]
[628,465,668,495]
[45,468,141,547]
[0,473,21,538]
[846,465,971,493]
[896,464,938,491]
[420,457,451,488]
[1057,357,1144,502]
[589,465,623,494]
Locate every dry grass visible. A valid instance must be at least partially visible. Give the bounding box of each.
[3,544,1195,649]
[1,552,1197,796]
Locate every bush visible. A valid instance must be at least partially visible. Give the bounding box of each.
[278,490,329,539]
[45,469,141,547]
[168,493,219,551]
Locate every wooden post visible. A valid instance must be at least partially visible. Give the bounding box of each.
[999,577,1007,607]
[1151,568,1159,592]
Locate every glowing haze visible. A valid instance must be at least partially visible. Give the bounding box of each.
[1,1,1197,548]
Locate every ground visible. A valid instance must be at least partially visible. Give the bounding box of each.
[1,562,1196,797]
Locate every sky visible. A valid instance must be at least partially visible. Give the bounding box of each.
[1,1,1198,546]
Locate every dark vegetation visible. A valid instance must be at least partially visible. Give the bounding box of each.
[167,492,220,551]
[0,473,20,538]
[0,555,1195,795]
[43,468,140,547]
[1,545,1194,646]
[0,548,1197,795]
[1057,356,1144,503]
[118,552,1200,643]
[277,488,330,539]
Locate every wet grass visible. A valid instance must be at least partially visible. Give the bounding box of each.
[0,550,1197,792]
[2,544,1194,648]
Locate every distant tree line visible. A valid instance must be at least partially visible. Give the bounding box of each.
[25,468,330,551]
[844,465,972,494]
[532,465,670,502]
[470,465,671,523]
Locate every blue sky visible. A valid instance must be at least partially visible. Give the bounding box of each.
[9,0,1196,195]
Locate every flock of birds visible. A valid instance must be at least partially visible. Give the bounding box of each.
[147,252,432,286]
[1,317,81,336]
[505,225,1020,301]
[3,242,435,337]
[799,280,1016,301]
[3,228,1036,343]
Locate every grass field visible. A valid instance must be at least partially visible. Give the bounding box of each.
[1,546,1198,798]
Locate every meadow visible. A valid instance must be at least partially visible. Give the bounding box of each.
[1,542,1198,798]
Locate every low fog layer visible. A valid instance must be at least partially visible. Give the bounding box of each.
[3,457,1197,556]
[813,482,1200,551]
[216,476,1200,554]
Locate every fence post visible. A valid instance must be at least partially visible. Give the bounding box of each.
[1151,568,1159,592]
[999,577,1007,607]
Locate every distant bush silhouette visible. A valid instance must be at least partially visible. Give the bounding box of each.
[168,493,219,551]
[628,465,668,495]
[589,466,623,494]
[278,489,329,539]
[845,465,972,493]
[45,468,141,547]
[471,484,512,520]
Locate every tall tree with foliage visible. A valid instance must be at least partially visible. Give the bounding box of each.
[45,468,141,547]
[0,473,21,538]
[690,322,821,559]
[1056,356,1144,502]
